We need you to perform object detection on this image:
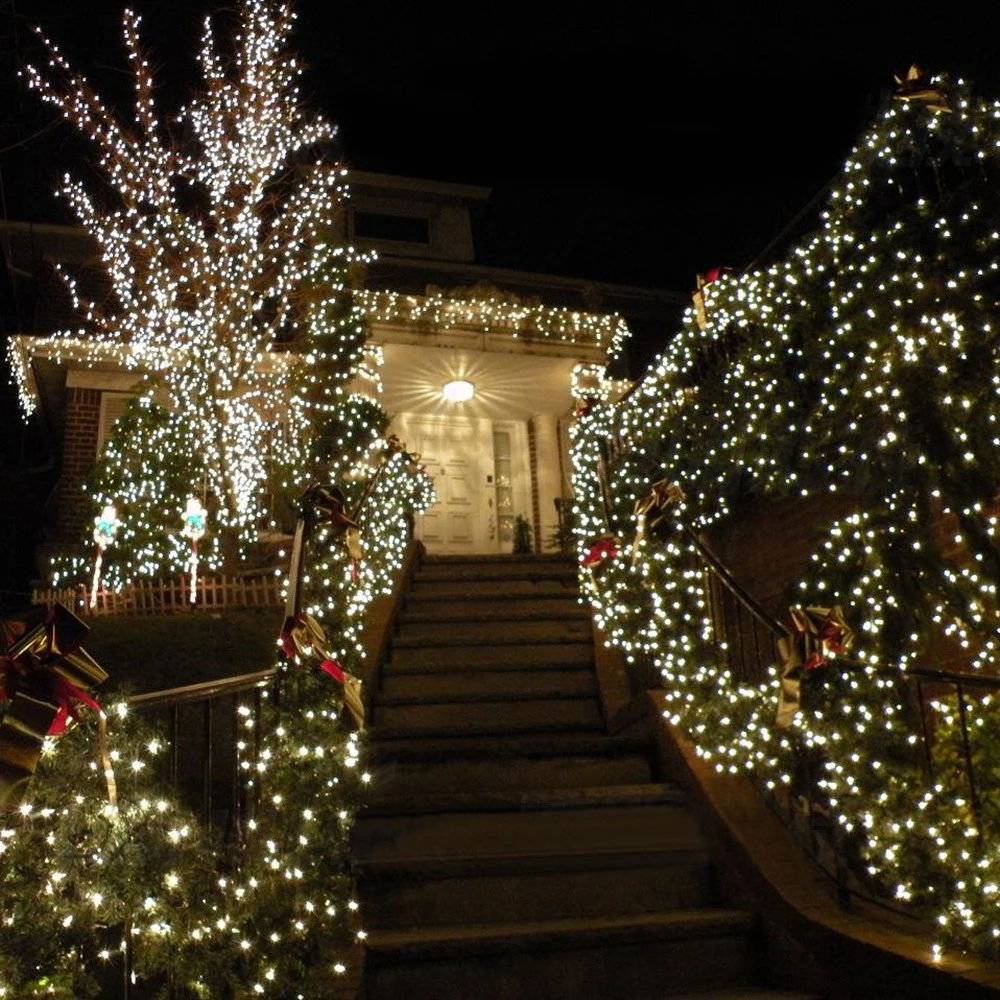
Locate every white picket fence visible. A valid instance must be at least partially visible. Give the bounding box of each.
[32,574,284,616]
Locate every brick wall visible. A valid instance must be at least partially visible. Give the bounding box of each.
[706,492,855,619]
[707,492,982,674]
[55,387,101,541]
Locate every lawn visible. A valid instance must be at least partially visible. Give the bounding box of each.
[82,607,283,696]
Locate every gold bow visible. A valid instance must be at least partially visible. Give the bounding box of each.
[775,605,854,728]
[634,480,685,551]
[0,604,111,810]
[279,611,365,731]
[894,65,951,114]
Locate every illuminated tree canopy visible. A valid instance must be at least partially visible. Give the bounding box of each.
[25,0,358,548]
[572,72,1000,959]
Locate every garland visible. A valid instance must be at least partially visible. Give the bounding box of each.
[571,70,1000,960]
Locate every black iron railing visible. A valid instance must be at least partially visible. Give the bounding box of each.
[682,521,1000,908]
[111,669,279,998]
[128,667,280,837]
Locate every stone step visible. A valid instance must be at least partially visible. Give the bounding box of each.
[359,848,714,928]
[364,782,685,817]
[366,731,652,764]
[392,618,592,646]
[386,642,593,673]
[373,697,603,738]
[422,553,573,563]
[414,561,578,582]
[409,577,581,601]
[378,668,597,704]
[400,599,588,622]
[354,801,705,864]
[364,909,757,1000]
[660,992,821,1000]
[368,752,655,797]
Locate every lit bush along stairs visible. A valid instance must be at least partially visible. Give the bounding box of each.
[353,553,813,999]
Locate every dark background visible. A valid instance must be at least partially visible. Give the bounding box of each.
[1,0,998,592]
[4,1,1000,297]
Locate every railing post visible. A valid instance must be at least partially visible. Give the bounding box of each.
[253,684,264,818]
[203,699,213,827]
[955,683,982,829]
[169,705,179,787]
[916,678,935,780]
[232,691,242,845]
[122,917,132,1000]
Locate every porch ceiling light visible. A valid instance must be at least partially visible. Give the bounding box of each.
[442,378,475,402]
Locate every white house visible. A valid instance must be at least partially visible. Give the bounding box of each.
[4,172,681,557]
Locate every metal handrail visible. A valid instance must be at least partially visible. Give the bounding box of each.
[680,524,787,636]
[685,518,1000,912]
[689,522,1000,693]
[127,667,278,709]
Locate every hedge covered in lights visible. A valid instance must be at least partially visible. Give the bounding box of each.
[1,2,436,996]
[572,72,1000,959]
[0,438,433,997]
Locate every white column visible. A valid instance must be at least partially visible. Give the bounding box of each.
[530,413,563,552]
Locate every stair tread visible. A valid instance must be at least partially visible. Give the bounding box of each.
[370,754,654,796]
[421,554,575,564]
[410,579,581,600]
[378,669,597,704]
[375,697,602,738]
[407,587,581,601]
[401,602,589,622]
[414,567,578,583]
[393,620,592,646]
[386,644,594,673]
[667,992,821,1000]
[367,732,650,760]
[357,843,711,877]
[365,907,755,954]
[355,802,704,863]
[363,782,686,816]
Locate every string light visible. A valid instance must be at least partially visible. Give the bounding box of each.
[571,72,1000,961]
[356,287,630,358]
[17,0,353,552]
[1,1,434,995]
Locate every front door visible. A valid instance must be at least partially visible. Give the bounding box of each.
[397,415,488,554]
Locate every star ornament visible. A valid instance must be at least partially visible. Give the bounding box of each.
[893,65,951,114]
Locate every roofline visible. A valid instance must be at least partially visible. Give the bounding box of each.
[0,220,686,302]
[0,220,82,237]
[370,254,688,304]
[347,170,492,201]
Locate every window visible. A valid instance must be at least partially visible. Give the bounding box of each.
[353,211,431,245]
[96,392,135,456]
[492,429,514,545]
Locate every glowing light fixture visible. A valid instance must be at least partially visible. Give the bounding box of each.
[442,379,475,403]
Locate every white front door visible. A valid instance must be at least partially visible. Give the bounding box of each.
[397,415,490,554]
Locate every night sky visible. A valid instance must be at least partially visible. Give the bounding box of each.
[3,1,1000,296]
[0,1,998,586]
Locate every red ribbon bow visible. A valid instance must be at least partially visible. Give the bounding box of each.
[582,537,620,568]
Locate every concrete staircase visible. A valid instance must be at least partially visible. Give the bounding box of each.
[354,554,814,999]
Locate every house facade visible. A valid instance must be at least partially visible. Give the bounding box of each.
[4,173,682,559]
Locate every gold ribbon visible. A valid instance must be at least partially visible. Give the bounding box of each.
[279,611,365,731]
[775,605,854,729]
[691,269,723,331]
[387,435,424,474]
[95,713,118,809]
[634,480,685,552]
[286,483,365,618]
[0,604,110,811]
[893,64,951,114]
